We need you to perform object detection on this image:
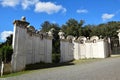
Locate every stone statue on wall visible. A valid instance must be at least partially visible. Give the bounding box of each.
[90,36,99,43]
[67,35,74,43]
[21,16,26,21]
[58,30,65,39]
[77,36,86,44]
[48,28,54,37]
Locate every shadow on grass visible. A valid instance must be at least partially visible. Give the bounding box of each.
[25,61,74,71]
[111,53,120,55]
[0,61,74,78]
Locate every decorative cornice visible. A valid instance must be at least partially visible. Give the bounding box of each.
[60,39,72,43]
[47,36,53,40]
[13,20,29,29]
[26,29,53,40]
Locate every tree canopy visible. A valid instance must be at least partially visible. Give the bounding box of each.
[0,34,13,63]
[40,19,120,38]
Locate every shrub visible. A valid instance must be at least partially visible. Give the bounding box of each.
[52,53,60,63]
[0,45,13,63]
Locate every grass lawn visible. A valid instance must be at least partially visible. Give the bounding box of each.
[1,70,31,78]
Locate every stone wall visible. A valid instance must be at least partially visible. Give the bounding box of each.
[59,31,110,62]
[11,17,53,72]
[60,39,74,62]
[74,39,110,59]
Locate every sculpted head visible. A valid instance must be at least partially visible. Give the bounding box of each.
[21,16,26,21]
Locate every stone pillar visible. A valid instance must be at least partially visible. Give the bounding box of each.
[117,29,120,46]
[118,33,120,46]
[11,17,29,72]
[108,37,111,56]
[58,30,66,62]
[44,29,53,63]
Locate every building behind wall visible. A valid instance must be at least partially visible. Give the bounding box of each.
[11,17,53,72]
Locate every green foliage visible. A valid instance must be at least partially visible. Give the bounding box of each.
[41,21,51,32]
[81,25,92,37]
[0,34,13,63]
[6,34,13,45]
[0,34,13,48]
[60,19,120,38]
[41,21,60,32]
[61,19,84,37]
[52,54,60,63]
[89,21,120,37]
[0,45,13,63]
[41,20,120,38]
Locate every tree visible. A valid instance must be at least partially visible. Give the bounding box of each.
[6,34,13,45]
[0,34,13,48]
[0,34,13,63]
[61,19,84,37]
[0,45,13,63]
[89,21,120,38]
[81,25,92,37]
[41,21,51,32]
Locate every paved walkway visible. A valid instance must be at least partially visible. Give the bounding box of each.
[1,57,120,80]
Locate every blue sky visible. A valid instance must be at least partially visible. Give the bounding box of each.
[0,0,120,42]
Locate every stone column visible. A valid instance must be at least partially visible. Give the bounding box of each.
[117,29,120,46]
[44,29,53,63]
[11,17,29,72]
[118,33,120,46]
[58,30,65,62]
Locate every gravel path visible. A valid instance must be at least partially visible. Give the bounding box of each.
[1,57,120,80]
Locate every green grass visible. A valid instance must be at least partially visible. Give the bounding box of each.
[72,58,103,65]
[1,70,32,78]
[0,62,74,78]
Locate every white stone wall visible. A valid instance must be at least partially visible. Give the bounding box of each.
[11,23,27,72]
[11,17,52,72]
[60,35,110,62]
[73,42,79,60]
[60,41,74,62]
[74,40,110,59]
[45,39,52,63]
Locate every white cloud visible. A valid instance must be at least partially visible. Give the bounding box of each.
[1,0,66,14]
[1,0,19,7]
[102,13,115,21]
[21,0,39,10]
[34,2,66,14]
[77,9,88,14]
[0,31,13,41]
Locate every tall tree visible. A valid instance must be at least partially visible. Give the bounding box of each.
[89,21,120,38]
[0,34,13,63]
[41,21,51,32]
[81,25,92,37]
[61,19,84,37]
